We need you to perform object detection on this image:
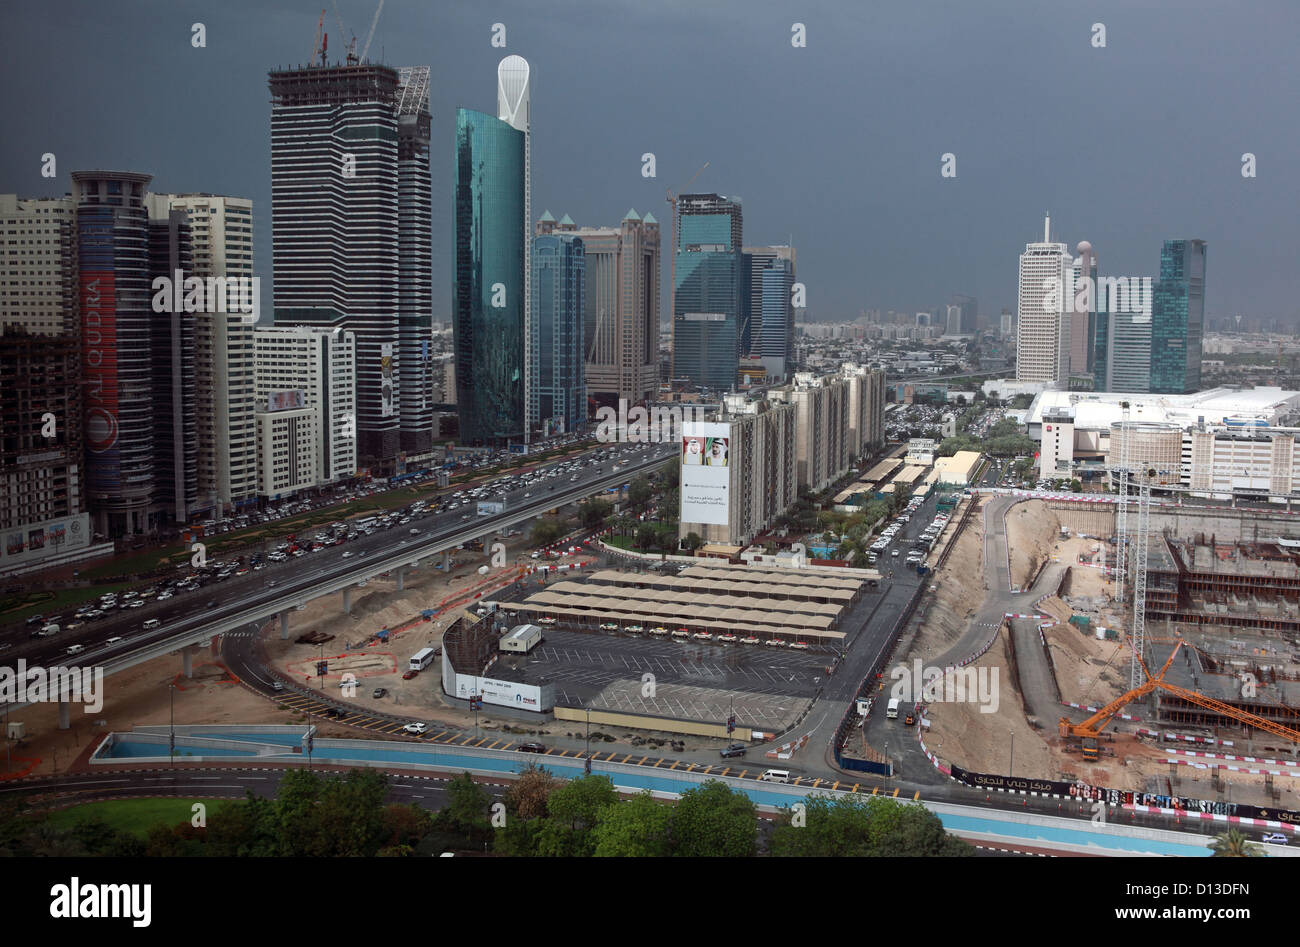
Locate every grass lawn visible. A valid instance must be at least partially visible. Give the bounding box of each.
[0,582,133,625]
[45,798,228,839]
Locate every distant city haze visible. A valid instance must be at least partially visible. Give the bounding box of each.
[2,0,1296,324]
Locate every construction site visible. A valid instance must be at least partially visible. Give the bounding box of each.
[902,480,1300,815]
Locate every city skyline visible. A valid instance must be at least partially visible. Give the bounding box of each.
[1,1,1294,326]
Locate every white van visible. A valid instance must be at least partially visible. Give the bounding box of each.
[65,644,85,656]
[143,618,162,630]
[759,769,790,784]
[886,697,901,719]
[40,623,60,637]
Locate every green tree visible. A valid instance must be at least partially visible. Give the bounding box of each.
[581,499,613,529]
[628,476,654,511]
[770,796,972,857]
[634,522,659,550]
[592,791,672,857]
[530,517,563,547]
[681,531,704,552]
[669,780,757,857]
[444,771,493,841]
[1070,479,1082,493]
[1210,828,1263,857]
[535,774,618,857]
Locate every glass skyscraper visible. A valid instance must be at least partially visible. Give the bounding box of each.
[454,107,526,445]
[1150,239,1206,394]
[530,230,585,435]
[672,194,742,391]
[268,62,434,470]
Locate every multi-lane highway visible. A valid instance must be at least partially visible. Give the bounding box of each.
[0,442,675,706]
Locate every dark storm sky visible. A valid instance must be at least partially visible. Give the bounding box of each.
[3,0,1297,323]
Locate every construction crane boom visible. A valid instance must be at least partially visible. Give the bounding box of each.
[1060,639,1300,747]
[360,0,384,62]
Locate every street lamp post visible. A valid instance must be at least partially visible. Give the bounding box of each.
[169,683,176,768]
[1009,730,1015,777]
[585,706,592,774]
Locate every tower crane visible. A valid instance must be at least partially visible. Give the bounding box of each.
[666,162,709,380]
[310,9,325,65]
[1059,639,1300,760]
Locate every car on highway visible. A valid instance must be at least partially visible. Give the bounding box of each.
[402,723,427,735]
[517,742,547,753]
[342,551,353,558]
[719,742,746,759]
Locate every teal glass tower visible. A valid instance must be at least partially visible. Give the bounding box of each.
[453,107,526,445]
[671,194,742,391]
[530,231,585,435]
[1150,239,1206,394]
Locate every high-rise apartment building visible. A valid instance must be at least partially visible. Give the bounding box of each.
[672,193,743,391]
[159,193,258,517]
[0,193,88,571]
[1015,214,1072,387]
[543,210,659,412]
[453,57,530,446]
[530,222,585,435]
[768,372,850,491]
[268,62,433,470]
[841,362,886,458]
[678,395,797,548]
[72,170,155,537]
[254,326,357,488]
[1150,239,1207,394]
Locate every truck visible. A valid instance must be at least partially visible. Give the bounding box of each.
[408,647,437,672]
[477,500,505,516]
[499,623,542,654]
[39,623,60,637]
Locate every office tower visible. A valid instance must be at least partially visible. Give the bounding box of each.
[546,210,659,412]
[145,197,198,528]
[269,61,432,470]
[1000,308,1015,340]
[160,193,258,517]
[1015,213,1072,387]
[1067,243,1097,389]
[1108,277,1153,392]
[946,294,978,336]
[758,258,795,380]
[496,55,532,440]
[396,66,435,456]
[254,326,357,489]
[530,222,585,435]
[0,194,89,571]
[672,193,743,391]
[1150,239,1207,394]
[453,57,530,446]
[742,245,796,358]
[72,170,155,537]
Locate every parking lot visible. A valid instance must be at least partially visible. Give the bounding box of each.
[489,628,831,732]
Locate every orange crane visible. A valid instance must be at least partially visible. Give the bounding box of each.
[1059,640,1300,760]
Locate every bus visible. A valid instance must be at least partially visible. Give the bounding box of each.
[409,647,437,671]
